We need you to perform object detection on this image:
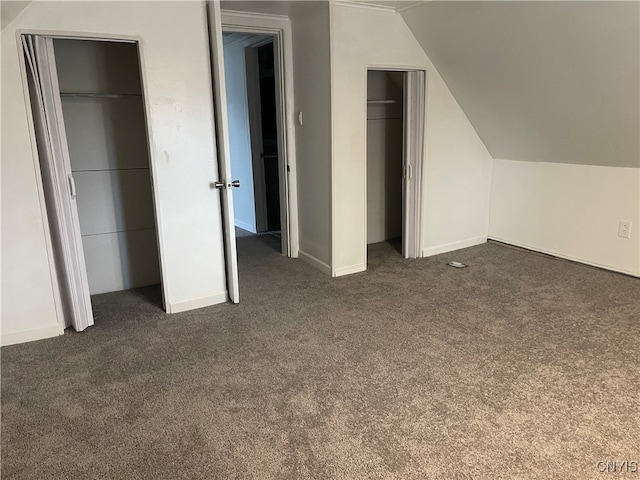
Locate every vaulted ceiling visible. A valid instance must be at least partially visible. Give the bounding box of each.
[401,1,639,167]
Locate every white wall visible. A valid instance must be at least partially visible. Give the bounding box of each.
[290,2,332,273]
[330,4,494,275]
[1,1,228,345]
[223,36,257,233]
[490,160,640,276]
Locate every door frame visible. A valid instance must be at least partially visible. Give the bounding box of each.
[220,9,299,258]
[17,30,168,331]
[365,66,426,260]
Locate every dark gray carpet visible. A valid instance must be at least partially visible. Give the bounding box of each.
[2,237,639,479]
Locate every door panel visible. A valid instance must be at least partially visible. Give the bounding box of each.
[208,1,240,303]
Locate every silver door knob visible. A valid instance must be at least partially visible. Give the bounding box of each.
[211,181,225,189]
[230,180,240,188]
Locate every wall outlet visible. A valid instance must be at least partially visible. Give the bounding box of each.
[618,220,631,239]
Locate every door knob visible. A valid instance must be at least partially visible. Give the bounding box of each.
[230,180,240,188]
[211,181,225,189]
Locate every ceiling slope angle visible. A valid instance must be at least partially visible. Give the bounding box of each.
[401,1,640,168]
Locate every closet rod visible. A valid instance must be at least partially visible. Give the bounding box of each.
[60,93,142,99]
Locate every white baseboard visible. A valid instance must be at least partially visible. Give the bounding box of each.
[234,219,256,233]
[422,236,488,257]
[298,250,331,276]
[166,291,228,314]
[333,263,366,277]
[1,323,63,347]
[488,236,640,278]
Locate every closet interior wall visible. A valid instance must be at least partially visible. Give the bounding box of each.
[55,39,161,295]
[366,70,404,245]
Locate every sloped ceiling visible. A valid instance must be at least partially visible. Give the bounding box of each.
[402,1,639,167]
[1,0,32,30]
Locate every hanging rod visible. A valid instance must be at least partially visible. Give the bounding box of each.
[60,93,142,99]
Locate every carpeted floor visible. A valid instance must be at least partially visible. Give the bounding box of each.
[2,237,639,479]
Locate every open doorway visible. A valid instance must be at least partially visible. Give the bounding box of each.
[366,68,425,262]
[22,35,164,332]
[222,32,285,251]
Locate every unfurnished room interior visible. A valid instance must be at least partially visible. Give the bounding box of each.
[1,1,639,479]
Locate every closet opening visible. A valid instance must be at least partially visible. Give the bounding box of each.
[22,35,164,332]
[366,68,425,262]
[366,70,404,255]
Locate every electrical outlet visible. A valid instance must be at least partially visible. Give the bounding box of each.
[618,220,631,239]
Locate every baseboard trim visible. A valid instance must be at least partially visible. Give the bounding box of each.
[166,291,228,314]
[1,324,63,347]
[422,236,488,257]
[298,250,331,276]
[334,263,366,277]
[234,219,256,233]
[488,236,640,278]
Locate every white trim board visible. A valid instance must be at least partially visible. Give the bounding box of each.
[166,291,228,314]
[422,236,488,257]
[334,263,366,277]
[488,237,640,278]
[234,219,256,234]
[1,324,63,347]
[331,1,396,13]
[298,250,332,276]
[220,10,291,24]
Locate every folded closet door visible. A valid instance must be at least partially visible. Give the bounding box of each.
[22,35,94,332]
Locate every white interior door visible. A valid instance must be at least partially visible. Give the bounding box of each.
[402,70,426,259]
[208,1,240,303]
[23,35,94,331]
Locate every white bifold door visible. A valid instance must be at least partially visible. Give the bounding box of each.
[402,70,426,259]
[22,35,94,331]
[207,1,240,303]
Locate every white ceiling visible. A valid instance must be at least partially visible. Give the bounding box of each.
[402,1,640,167]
